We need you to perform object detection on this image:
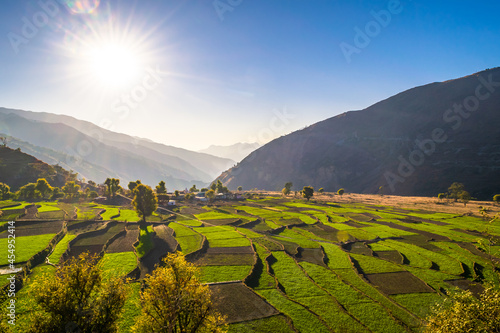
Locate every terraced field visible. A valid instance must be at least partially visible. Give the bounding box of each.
[1,195,500,332]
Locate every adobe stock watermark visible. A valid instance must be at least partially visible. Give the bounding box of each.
[213,0,243,21]
[6,221,16,326]
[384,74,500,192]
[248,107,296,145]
[65,65,166,167]
[339,0,407,64]
[7,0,61,54]
[230,107,295,175]
[111,65,164,120]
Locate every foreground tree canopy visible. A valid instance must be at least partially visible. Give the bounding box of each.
[132,252,226,333]
[25,252,127,333]
[425,286,500,333]
[132,184,158,223]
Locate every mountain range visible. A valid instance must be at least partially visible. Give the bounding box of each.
[0,108,234,189]
[218,68,500,200]
[199,142,260,162]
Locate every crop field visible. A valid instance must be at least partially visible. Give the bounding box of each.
[2,195,500,332]
[0,233,56,265]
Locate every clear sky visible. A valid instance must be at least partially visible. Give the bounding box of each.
[1,0,499,150]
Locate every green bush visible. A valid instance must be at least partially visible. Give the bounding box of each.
[494,194,500,204]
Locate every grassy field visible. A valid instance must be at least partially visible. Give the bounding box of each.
[99,206,121,220]
[0,233,56,265]
[198,265,252,283]
[3,194,500,332]
[169,222,203,254]
[48,233,76,264]
[101,251,138,279]
[135,225,155,257]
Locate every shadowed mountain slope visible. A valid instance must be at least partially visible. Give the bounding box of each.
[0,146,76,190]
[218,68,500,199]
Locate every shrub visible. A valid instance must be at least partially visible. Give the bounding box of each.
[494,194,500,205]
[302,186,314,201]
[448,182,465,201]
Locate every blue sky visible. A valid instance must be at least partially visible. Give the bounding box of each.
[0,0,499,150]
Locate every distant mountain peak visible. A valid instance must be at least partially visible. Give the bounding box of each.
[0,108,235,188]
[198,142,260,162]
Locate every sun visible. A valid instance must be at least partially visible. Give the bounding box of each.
[58,5,166,95]
[86,43,141,88]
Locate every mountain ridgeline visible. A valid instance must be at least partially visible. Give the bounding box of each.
[0,108,234,189]
[219,68,500,199]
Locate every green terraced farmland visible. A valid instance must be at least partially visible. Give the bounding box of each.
[48,233,76,264]
[3,196,500,333]
[0,233,56,265]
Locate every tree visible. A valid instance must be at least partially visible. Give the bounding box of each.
[205,189,216,203]
[62,181,80,199]
[26,252,127,333]
[0,182,11,200]
[448,182,465,201]
[157,193,170,205]
[105,178,120,198]
[215,180,226,194]
[460,191,471,207]
[237,186,242,192]
[35,178,52,198]
[337,188,345,196]
[89,191,98,199]
[50,187,63,200]
[190,185,199,193]
[17,183,39,200]
[494,194,500,205]
[438,193,446,201]
[282,182,293,196]
[132,252,226,333]
[111,178,120,198]
[174,190,180,198]
[424,286,500,333]
[105,178,112,197]
[156,181,167,194]
[302,186,314,201]
[128,180,141,192]
[282,187,291,196]
[132,184,158,224]
[318,188,324,194]
[201,188,208,192]
[184,193,194,202]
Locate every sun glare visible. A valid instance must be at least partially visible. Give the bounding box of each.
[87,43,140,88]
